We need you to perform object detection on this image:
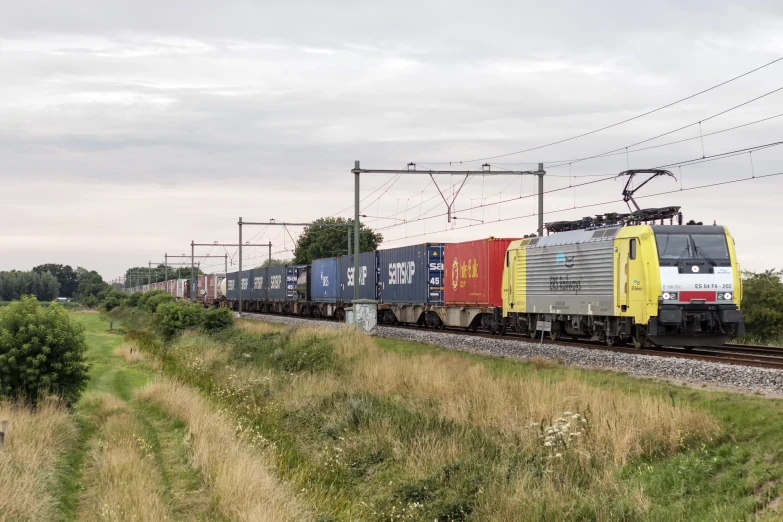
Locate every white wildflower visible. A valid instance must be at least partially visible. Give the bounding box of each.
[563,411,572,416]
[555,453,562,458]
[544,441,553,447]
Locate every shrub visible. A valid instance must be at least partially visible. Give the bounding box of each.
[143,292,175,314]
[82,295,99,309]
[202,307,234,333]
[741,270,783,340]
[126,292,143,307]
[153,300,205,340]
[137,290,167,311]
[0,296,90,405]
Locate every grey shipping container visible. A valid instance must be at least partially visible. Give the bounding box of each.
[379,243,444,305]
[311,257,340,302]
[339,251,378,302]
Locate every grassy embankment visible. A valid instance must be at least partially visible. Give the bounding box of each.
[3,310,783,520]
[123,314,783,521]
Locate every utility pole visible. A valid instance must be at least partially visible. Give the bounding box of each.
[351,162,546,236]
[225,254,228,274]
[266,241,271,303]
[191,240,195,303]
[537,162,544,236]
[354,161,360,302]
[238,217,243,314]
[164,254,168,284]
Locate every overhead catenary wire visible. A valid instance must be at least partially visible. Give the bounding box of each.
[423,56,783,164]
[373,139,783,234]
[380,170,783,244]
[544,85,783,170]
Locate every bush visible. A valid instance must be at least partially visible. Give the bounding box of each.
[202,307,234,333]
[126,292,143,307]
[82,295,99,309]
[144,292,175,314]
[153,300,205,340]
[102,296,123,311]
[137,290,167,311]
[0,296,90,405]
[741,270,783,340]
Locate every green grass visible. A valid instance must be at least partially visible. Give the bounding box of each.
[120,319,780,521]
[54,312,219,521]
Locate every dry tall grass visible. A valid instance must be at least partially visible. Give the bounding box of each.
[78,393,171,522]
[0,399,75,522]
[137,379,310,522]
[289,326,718,465]
[236,319,284,335]
[113,342,145,364]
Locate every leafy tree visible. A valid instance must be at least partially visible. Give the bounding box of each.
[76,267,109,301]
[293,217,383,264]
[741,270,783,340]
[0,270,59,301]
[153,301,205,339]
[32,264,77,297]
[0,297,90,405]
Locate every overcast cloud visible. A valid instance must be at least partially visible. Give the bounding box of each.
[1,1,781,279]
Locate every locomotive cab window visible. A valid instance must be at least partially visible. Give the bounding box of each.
[653,230,731,266]
[629,239,637,260]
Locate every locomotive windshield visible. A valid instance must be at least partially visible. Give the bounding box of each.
[654,231,730,264]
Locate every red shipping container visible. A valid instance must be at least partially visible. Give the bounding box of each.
[444,237,519,306]
[198,275,207,298]
[206,274,216,301]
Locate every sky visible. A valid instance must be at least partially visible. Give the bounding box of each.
[1,0,781,280]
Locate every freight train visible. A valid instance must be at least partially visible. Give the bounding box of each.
[126,216,745,348]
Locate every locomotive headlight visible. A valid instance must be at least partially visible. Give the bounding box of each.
[723,292,732,300]
[662,292,671,300]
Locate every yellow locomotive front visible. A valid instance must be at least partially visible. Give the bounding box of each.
[641,224,744,346]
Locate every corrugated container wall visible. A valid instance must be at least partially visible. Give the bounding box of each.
[339,252,378,302]
[444,238,519,306]
[311,257,340,302]
[250,268,266,300]
[378,244,444,305]
[197,275,207,298]
[267,266,287,300]
[224,271,251,301]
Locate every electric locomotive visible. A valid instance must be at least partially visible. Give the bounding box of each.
[499,220,744,347]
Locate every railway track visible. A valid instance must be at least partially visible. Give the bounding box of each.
[241,312,783,371]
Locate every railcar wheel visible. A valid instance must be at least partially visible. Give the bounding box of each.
[605,337,615,347]
[631,326,648,349]
[549,330,560,341]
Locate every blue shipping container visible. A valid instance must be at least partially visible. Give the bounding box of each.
[225,270,252,301]
[250,268,266,300]
[378,243,444,305]
[339,251,379,302]
[268,265,287,300]
[311,257,340,302]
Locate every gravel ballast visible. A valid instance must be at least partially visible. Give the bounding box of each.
[239,313,783,396]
